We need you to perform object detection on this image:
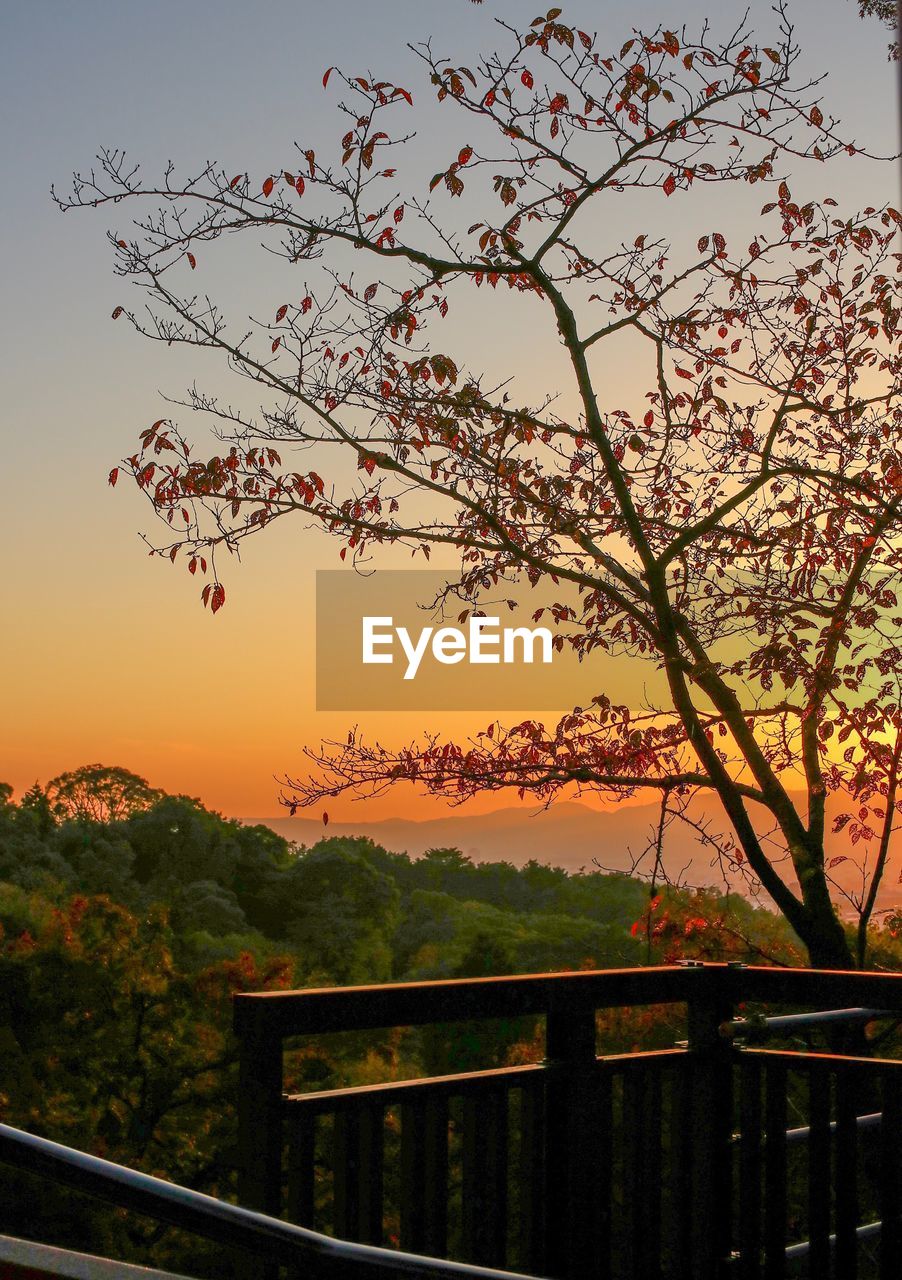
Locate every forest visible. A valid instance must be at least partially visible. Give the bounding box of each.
[0,768,803,1259]
[2,764,900,1270]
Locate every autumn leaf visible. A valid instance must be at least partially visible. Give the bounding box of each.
[108,468,119,487]
[322,67,335,88]
[262,176,274,197]
[187,252,196,270]
[295,175,305,196]
[663,174,677,196]
[521,69,534,89]
[275,304,288,322]
[322,811,330,827]
[111,306,124,320]
[810,105,824,128]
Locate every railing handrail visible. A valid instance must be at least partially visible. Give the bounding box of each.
[282,1048,686,1113]
[234,963,702,1038]
[727,1007,892,1037]
[234,964,902,1040]
[0,1123,536,1280]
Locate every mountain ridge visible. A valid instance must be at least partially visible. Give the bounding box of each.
[245,794,901,914]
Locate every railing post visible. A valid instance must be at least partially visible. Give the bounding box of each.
[543,1003,603,1280]
[686,966,735,1280]
[234,999,283,1279]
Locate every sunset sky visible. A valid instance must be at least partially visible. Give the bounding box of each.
[0,0,897,822]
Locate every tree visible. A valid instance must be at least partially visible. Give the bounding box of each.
[45,765,162,825]
[281,842,400,983]
[60,6,900,968]
[854,1,900,60]
[0,886,293,1271]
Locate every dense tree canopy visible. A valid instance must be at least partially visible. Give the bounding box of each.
[4,767,902,1269]
[45,765,162,825]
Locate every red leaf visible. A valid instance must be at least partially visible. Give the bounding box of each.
[262,176,274,197]
[322,811,330,827]
[521,69,534,89]
[276,304,288,322]
[484,90,496,107]
[271,337,281,353]
[322,66,335,88]
[458,146,473,166]
[295,175,305,196]
[301,296,313,314]
[117,239,127,249]
[393,205,405,224]
[111,306,124,320]
[364,282,378,301]
[210,583,226,614]
[393,88,413,106]
[187,252,196,270]
[229,174,243,190]
[108,468,119,487]
[644,411,654,427]
[663,174,677,196]
[809,105,823,128]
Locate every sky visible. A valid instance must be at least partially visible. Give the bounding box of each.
[0,0,898,822]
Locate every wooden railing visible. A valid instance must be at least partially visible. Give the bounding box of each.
[234,963,902,1280]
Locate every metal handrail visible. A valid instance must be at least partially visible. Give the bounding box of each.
[0,1124,537,1280]
[726,1007,892,1038]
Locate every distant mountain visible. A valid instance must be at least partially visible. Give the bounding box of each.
[250,799,686,874]
[247,794,902,915]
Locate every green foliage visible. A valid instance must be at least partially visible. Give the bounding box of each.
[45,765,162,825]
[280,841,400,983]
[3,766,888,1270]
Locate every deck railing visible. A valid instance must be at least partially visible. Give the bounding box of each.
[234,963,902,1280]
[0,1122,532,1279]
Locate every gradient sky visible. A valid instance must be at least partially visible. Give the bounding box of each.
[0,0,897,821]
